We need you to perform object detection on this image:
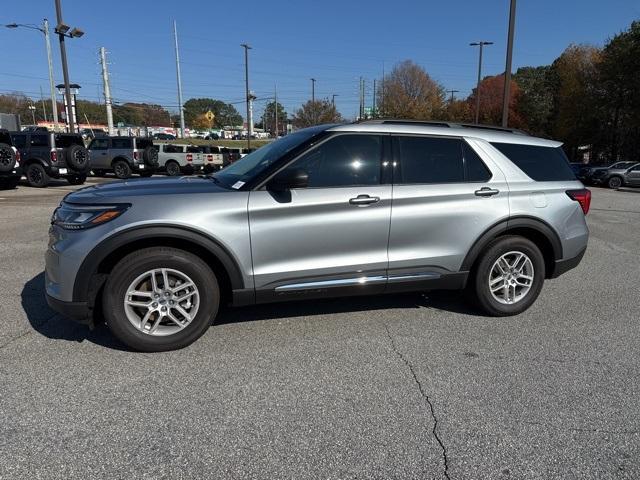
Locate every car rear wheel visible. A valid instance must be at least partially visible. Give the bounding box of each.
[113,160,132,179]
[165,160,181,176]
[607,176,623,189]
[103,247,220,352]
[470,235,545,316]
[25,163,50,188]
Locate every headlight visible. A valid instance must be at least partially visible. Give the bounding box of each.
[52,203,129,230]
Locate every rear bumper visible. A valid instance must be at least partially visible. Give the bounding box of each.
[550,247,586,279]
[46,293,91,325]
[1,166,22,178]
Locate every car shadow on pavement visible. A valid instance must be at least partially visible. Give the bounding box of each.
[21,272,127,350]
[22,272,480,350]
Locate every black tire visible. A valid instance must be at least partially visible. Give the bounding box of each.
[469,235,545,317]
[165,160,181,176]
[65,144,90,171]
[113,160,132,179]
[142,146,159,166]
[0,143,16,173]
[139,171,153,177]
[67,174,87,185]
[0,177,20,190]
[103,247,220,352]
[607,176,623,189]
[25,163,50,188]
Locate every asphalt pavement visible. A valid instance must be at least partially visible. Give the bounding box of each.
[0,180,638,479]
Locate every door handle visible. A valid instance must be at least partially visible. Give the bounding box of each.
[474,187,500,197]
[349,194,380,206]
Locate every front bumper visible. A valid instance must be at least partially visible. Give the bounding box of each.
[46,293,91,324]
[550,247,586,279]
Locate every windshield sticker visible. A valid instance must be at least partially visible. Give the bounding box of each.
[231,181,245,190]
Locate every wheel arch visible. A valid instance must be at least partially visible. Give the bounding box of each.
[111,156,132,166]
[461,216,563,279]
[73,226,246,310]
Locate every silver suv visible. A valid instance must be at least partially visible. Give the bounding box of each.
[46,121,590,352]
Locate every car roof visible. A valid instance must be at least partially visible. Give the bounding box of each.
[326,120,562,148]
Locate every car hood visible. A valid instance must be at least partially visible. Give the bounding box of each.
[65,176,229,204]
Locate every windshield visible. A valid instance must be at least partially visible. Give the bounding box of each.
[212,125,329,188]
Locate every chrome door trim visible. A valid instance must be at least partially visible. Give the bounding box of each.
[387,272,441,283]
[275,275,387,291]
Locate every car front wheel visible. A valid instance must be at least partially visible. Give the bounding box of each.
[607,176,623,189]
[470,235,545,316]
[103,247,220,352]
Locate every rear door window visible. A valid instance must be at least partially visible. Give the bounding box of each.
[30,134,49,147]
[90,138,109,150]
[112,138,132,149]
[491,143,576,181]
[396,136,464,184]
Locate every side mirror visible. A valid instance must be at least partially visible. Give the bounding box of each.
[268,168,309,191]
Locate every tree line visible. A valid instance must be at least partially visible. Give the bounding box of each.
[375,20,640,163]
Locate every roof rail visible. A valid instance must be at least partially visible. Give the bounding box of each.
[356,118,527,135]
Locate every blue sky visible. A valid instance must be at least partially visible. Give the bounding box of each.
[1,0,638,121]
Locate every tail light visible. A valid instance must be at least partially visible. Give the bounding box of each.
[186,153,193,162]
[50,150,58,163]
[15,150,21,165]
[133,150,139,160]
[566,189,591,215]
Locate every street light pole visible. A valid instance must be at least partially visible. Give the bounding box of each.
[42,19,59,130]
[54,0,75,133]
[310,78,316,124]
[470,41,493,124]
[173,21,186,138]
[502,0,517,127]
[241,43,252,149]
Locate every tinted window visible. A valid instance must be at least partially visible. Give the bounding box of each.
[112,138,132,149]
[463,142,492,182]
[55,135,83,147]
[397,136,464,184]
[11,134,27,148]
[90,138,109,150]
[492,143,576,181]
[282,134,381,188]
[30,134,49,147]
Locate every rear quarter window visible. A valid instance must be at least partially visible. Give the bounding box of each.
[491,143,576,181]
[112,138,133,149]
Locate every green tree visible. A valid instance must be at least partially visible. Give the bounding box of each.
[377,60,445,119]
[513,66,554,136]
[292,99,342,128]
[183,98,243,128]
[597,20,640,161]
[262,101,287,135]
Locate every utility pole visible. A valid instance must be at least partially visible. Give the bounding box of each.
[470,41,493,124]
[28,103,36,124]
[372,79,376,118]
[358,77,363,120]
[447,89,459,103]
[274,84,278,138]
[54,0,75,133]
[502,0,517,127]
[42,19,58,130]
[39,86,48,122]
[241,43,252,149]
[99,47,114,135]
[310,78,316,124]
[173,21,186,138]
[331,94,338,108]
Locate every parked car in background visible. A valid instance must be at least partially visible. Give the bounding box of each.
[621,163,640,187]
[205,133,219,140]
[156,144,204,176]
[153,133,176,141]
[21,125,49,133]
[591,161,638,188]
[201,146,225,173]
[88,136,158,179]
[11,131,89,187]
[81,128,107,142]
[46,121,590,352]
[0,128,22,189]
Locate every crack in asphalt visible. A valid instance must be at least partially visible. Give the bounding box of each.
[0,312,58,350]
[383,322,451,480]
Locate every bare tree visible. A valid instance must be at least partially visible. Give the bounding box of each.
[377,60,445,119]
[293,99,343,128]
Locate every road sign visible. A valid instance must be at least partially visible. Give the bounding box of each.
[205,111,215,122]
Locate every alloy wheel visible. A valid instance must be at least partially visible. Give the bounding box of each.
[488,251,535,305]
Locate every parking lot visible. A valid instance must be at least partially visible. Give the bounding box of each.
[0,180,638,479]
